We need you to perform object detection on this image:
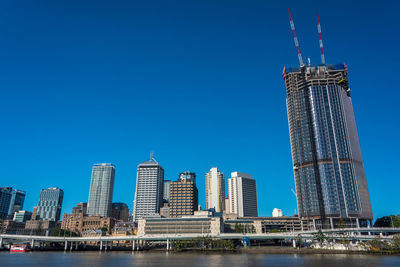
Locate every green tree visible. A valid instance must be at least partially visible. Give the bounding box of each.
[374,215,400,228]
[313,230,326,244]
[234,223,244,233]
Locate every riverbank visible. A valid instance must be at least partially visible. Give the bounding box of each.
[1,245,399,255]
[240,246,400,255]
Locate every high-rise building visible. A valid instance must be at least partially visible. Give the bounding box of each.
[163,180,172,203]
[36,187,64,221]
[179,171,196,183]
[72,202,87,217]
[111,202,129,222]
[169,172,198,217]
[228,172,258,217]
[225,196,230,213]
[272,208,283,217]
[0,187,12,219]
[87,163,115,217]
[8,189,26,217]
[283,63,373,228]
[205,167,225,212]
[132,154,164,222]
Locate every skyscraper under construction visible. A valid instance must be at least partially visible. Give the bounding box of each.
[283,11,372,229]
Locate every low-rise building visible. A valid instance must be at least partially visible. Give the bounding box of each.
[13,210,32,223]
[224,216,307,233]
[61,215,116,234]
[0,219,26,234]
[82,229,105,237]
[25,220,57,234]
[112,221,136,235]
[137,210,222,236]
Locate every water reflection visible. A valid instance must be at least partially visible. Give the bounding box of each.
[0,251,399,267]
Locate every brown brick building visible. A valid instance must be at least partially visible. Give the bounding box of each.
[169,173,198,217]
[61,203,116,234]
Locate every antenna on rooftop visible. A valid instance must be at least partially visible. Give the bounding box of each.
[288,9,304,66]
[317,14,326,65]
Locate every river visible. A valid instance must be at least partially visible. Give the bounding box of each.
[1,251,400,266]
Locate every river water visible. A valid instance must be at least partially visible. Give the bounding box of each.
[1,251,400,267]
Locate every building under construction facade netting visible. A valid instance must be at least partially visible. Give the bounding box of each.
[283,64,373,229]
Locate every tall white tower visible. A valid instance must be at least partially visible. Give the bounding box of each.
[205,167,225,212]
[228,172,258,217]
[132,154,164,222]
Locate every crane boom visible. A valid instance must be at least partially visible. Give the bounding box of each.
[317,14,325,65]
[288,9,304,66]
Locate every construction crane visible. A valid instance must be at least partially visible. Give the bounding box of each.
[288,9,304,66]
[317,14,326,65]
[291,188,296,197]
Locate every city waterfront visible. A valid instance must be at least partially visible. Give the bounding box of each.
[1,251,400,267]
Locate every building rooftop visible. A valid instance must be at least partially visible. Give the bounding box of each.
[284,63,346,74]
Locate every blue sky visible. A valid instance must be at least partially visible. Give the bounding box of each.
[0,1,399,220]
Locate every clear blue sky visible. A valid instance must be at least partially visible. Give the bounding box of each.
[1,1,399,220]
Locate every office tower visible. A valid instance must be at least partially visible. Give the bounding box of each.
[111,202,129,222]
[225,196,230,213]
[284,11,373,229]
[8,189,26,217]
[132,154,164,222]
[179,171,196,183]
[87,163,115,217]
[169,172,198,217]
[272,208,283,217]
[72,202,87,217]
[163,180,172,202]
[205,167,225,212]
[228,172,258,217]
[0,187,12,219]
[284,63,373,228]
[37,187,64,221]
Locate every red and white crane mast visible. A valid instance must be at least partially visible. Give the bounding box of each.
[317,14,326,65]
[288,9,304,67]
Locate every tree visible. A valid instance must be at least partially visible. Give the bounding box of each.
[314,230,326,245]
[374,215,400,228]
[234,223,244,233]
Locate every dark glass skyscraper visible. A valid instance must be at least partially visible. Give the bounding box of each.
[8,189,26,217]
[0,187,12,219]
[0,187,25,219]
[283,64,373,228]
[37,187,64,221]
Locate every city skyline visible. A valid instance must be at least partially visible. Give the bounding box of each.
[1,1,399,220]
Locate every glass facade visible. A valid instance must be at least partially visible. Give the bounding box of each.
[0,187,12,219]
[284,64,372,221]
[8,190,26,216]
[163,180,171,202]
[37,187,64,221]
[87,163,115,217]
